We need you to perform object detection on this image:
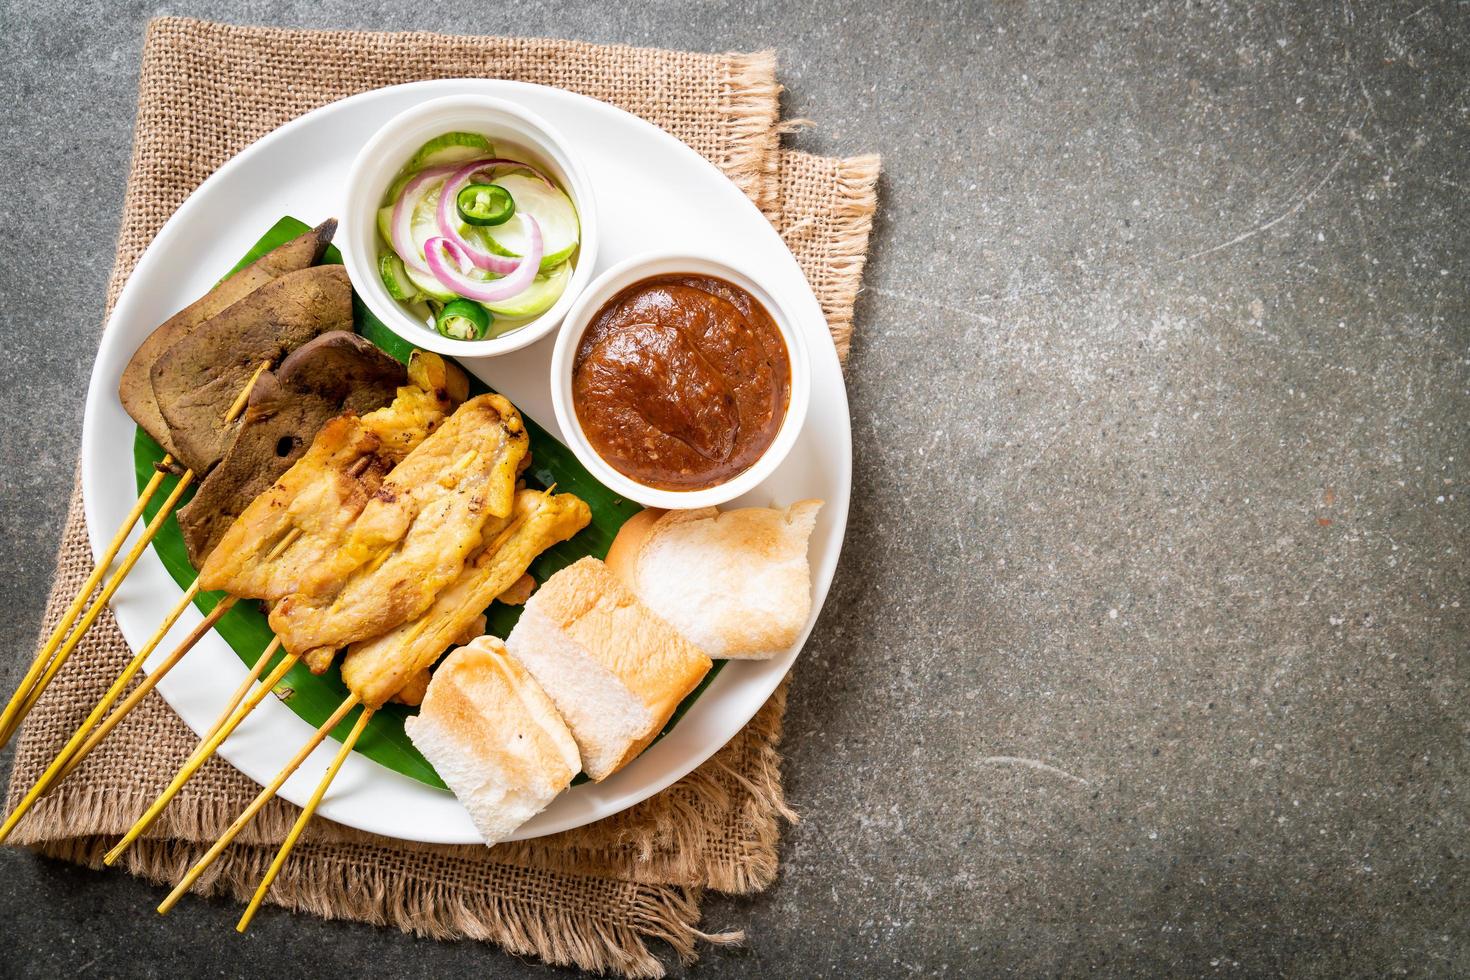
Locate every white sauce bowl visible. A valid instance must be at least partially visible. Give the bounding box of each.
[549,253,811,510]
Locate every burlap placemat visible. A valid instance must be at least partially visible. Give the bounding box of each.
[4,17,878,977]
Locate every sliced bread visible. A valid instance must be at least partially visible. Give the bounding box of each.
[404,635,580,846]
[506,557,711,781]
[604,500,822,659]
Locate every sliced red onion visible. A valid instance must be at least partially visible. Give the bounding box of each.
[390,163,460,274]
[457,157,556,188]
[423,220,543,303]
[435,158,554,274]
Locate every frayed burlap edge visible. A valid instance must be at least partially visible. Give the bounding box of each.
[7,679,795,898]
[36,834,731,979]
[9,677,792,977]
[776,151,882,363]
[818,153,882,361]
[719,50,783,219]
[720,51,782,218]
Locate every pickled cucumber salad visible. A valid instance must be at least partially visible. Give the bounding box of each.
[376,132,580,341]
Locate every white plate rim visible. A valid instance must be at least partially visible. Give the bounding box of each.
[79,78,851,844]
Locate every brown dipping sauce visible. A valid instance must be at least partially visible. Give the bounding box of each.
[572,274,791,491]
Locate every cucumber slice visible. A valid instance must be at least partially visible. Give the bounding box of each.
[407,132,494,170]
[376,205,394,246]
[378,197,455,300]
[379,180,478,302]
[480,174,580,271]
[378,195,450,260]
[378,253,419,301]
[402,262,458,302]
[480,261,573,319]
[409,185,443,256]
[409,182,483,262]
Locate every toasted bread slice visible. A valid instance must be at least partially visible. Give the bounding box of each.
[507,557,711,781]
[404,636,580,846]
[605,501,822,659]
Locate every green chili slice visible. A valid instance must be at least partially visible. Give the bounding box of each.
[455,183,516,226]
[435,299,492,340]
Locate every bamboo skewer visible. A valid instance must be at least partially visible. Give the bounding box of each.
[266,527,302,562]
[0,461,174,748]
[222,361,271,426]
[0,359,276,752]
[237,706,374,932]
[0,356,272,749]
[0,587,233,845]
[158,692,362,915]
[203,637,284,743]
[0,469,196,747]
[105,640,298,866]
[54,596,239,784]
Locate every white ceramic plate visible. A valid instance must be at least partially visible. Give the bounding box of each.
[80,80,850,844]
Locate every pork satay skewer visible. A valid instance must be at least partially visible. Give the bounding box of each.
[4,223,339,747]
[109,600,486,865]
[104,367,490,862]
[264,394,527,660]
[197,354,465,604]
[169,490,587,926]
[75,354,461,750]
[336,489,588,708]
[6,229,357,744]
[74,371,452,793]
[235,491,590,929]
[0,360,453,829]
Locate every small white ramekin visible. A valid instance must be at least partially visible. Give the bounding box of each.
[341,94,598,357]
[549,253,811,510]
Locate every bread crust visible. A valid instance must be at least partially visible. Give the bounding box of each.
[602,507,666,584]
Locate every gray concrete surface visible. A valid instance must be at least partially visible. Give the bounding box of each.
[1,1,1466,976]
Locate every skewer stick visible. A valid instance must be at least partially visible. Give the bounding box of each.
[105,641,298,866]
[203,637,283,743]
[266,527,302,561]
[158,692,362,915]
[237,706,374,932]
[222,360,271,425]
[3,355,270,749]
[53,596,238,785]
[0,460,175,747]
[0,469,196,748]
[0,583,217,844]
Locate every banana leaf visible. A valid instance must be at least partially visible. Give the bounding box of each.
[133,216,723,788]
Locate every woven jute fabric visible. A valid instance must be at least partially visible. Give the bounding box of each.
[3,17,879,977]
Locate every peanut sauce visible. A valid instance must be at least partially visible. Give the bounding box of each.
[572,275,790,491]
